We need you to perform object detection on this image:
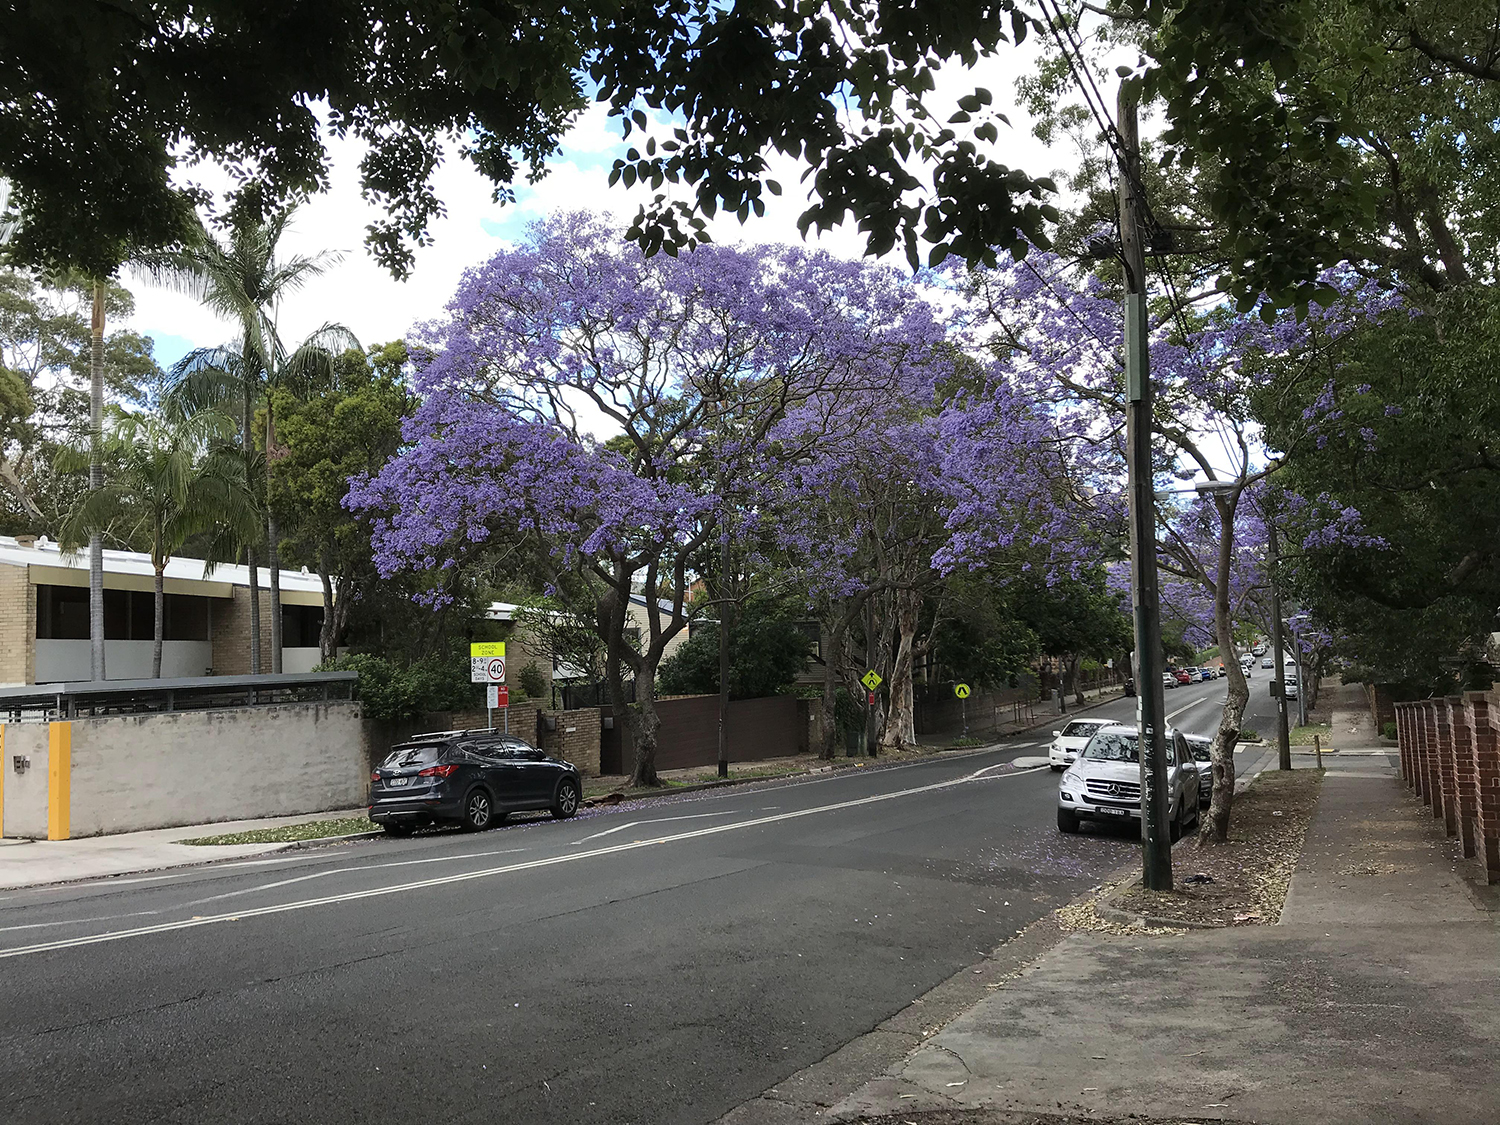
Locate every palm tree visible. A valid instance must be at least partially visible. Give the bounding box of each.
[143,206,355,672]
[59,413,259,677]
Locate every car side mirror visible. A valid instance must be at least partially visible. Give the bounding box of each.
[1052,730,1060,737]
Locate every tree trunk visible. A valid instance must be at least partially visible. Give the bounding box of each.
[266,405,282,672]
[628,666,662,788]
[1199,499,1249,844]
[88,280,106,681]
[242,383,261,674]
[717,534,732,778]
[316,548,348,664]
[1070,654,1085,707]
[879,589,919,752]
[152,563,165,678]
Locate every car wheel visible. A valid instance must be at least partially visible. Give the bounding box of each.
[1169,801,1183,843]
[552,777,581,819]
[381,821,413,837]
[1057,809,1080,834]
[1050,763,1063,772]
[461,788,494,831]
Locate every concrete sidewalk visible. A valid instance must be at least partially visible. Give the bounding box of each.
[0,807,369,891]
[824,754,1499,1125]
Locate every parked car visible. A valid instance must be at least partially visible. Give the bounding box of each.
[1261,656,1275,669]
[1049,718,1113,771]
[1197,668,1213,682]
[1284,674,1300,700]
[1162,671,1178,689]
[1057,724,1201,840]
[1174,668,1193,684]
[369,730,583,835]
[1184,734,1214,806]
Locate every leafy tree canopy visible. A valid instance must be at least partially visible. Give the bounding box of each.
[658,600,812,700]
[2,1,1055,277]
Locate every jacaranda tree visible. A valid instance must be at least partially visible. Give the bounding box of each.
[352,213,951,786]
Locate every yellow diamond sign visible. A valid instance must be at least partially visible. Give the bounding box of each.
[861,669,882,691]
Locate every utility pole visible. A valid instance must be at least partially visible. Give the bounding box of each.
[716,529,732,779]
[89,280,107,682]
[1267,514,1292,768]
[865,593,878,757]
[1119,85,1172,891]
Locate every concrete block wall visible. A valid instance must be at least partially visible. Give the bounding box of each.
[1395,693,1500,883]
[1,701,369,839]
[0,564,37,684]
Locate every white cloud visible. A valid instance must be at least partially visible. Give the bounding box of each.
[122,45,1075,367]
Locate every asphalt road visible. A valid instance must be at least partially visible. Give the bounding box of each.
[0,676,1265,1125]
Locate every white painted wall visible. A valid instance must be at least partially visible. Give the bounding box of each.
[35,640,214,683]
[281,647,323,674]
[56,702,370,837]
[0,723,50,838]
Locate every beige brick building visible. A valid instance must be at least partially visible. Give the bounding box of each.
[0,535,327,685]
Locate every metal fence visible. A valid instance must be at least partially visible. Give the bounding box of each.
[559,679,636,711]
[0,672,358,721]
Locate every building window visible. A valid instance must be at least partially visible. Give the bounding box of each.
[36,585,211,641]
[281,603,325,648]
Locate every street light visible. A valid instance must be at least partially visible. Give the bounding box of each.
[1154,479,1239,502]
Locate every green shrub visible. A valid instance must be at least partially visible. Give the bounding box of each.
[517,660,548,699]
[1383,720,1397,740]
[318,651,473,724]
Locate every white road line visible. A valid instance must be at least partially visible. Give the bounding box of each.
[1167,693,1220,721]
[0,764,1047,960]
[575,810,732,844]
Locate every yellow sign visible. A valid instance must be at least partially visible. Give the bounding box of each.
[861,669,882,691]
[954,683,971,699]
[470,642,507,658]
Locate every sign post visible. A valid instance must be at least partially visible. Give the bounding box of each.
[954,682,971,735]
[471,642,506,731]
[861,669,882,759]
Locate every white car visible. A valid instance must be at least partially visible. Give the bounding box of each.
[1048,718,1112,771]
[1057,723,1202,841]
[1261,656,1274,669]
[1284,674,1299,700]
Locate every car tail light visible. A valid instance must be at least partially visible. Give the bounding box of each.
[370,770,380,781]
[418,763,459,778]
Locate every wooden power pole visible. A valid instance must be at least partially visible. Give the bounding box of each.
[1119,85,1172,891]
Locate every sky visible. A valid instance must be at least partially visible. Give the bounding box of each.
[120,50,1063,372]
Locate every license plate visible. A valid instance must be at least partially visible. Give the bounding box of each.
[387,777,409,788]
[1095,806,1129,817]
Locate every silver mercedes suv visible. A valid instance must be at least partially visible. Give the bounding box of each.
[1056,723,1201,840]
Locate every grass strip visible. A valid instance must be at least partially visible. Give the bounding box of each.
[180,817,376,846]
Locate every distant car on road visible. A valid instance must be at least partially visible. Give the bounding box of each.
[1057,724,1201,840]
[1197,668,1213,682]
[1162,671,1178,689]
[369,730,582,835]
[1049,718,1113,771]
[1174,668,1194,684]
[1261,656,1275,669]
[1284,674,1300,700]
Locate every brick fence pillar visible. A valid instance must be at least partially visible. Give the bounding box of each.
[1413,701,1433,804]
[1447,698,1478,857]
[1435,700,1459,837]
[1424,703,1445,817]
[1395,703,1413,788]
[1468,692,1500,884]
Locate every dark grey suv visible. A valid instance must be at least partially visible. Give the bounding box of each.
[369,730,582,835]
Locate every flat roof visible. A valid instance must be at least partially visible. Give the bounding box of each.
[0,535,325,598]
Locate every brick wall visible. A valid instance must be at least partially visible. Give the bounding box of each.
[540,708,601,777]
[1395,692,1500,884]
[0,564,36,684]
[210,587,275,675]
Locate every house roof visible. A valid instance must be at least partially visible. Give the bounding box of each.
[0,535,326,602]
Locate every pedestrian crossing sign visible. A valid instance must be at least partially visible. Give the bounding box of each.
[954,683,971,699]
[861,669,882,691]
